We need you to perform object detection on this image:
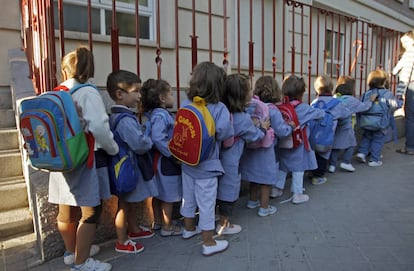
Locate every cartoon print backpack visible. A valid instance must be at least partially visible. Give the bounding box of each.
[18,84,94,171]
[357,88,390,131]
[276,97,308,149]
[309,99,341,153]
[244,95,275,148]
[108,111,154,196]
[168,96,215,166]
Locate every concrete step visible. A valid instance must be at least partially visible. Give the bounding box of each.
[0,108,16,128]
[0,150,23,179]
[0,207,33,239]
[0,87,12,110]
[0,128,19,150]
[0,232,41,270]
[0,177,28,211]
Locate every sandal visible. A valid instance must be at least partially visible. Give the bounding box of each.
[160,224,183,237]
[396,148,414,155]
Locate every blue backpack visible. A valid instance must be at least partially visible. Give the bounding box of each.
[357,88,390,131]
[108,111,154,196]
[309,99,341,153]
[19,84,94,171]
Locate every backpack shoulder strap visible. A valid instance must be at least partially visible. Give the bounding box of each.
[69,83,98,95]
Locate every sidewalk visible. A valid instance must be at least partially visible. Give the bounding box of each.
[27,141,414,271]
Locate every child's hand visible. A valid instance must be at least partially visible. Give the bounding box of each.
[288,121,297,129]
[260,118,271,130]
[369,93,378,102]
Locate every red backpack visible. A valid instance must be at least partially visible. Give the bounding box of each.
[276,97,309,150]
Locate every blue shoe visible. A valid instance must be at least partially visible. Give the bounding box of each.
[312,177,327,185]
[257,205,277,217]
[246,200,260,209]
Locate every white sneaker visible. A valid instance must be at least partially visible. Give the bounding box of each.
[292,193,309,204]
[64,245,100,265]
[202,240,229,256]
[339,162,355,172]
[257,205,277,217]
[246,200,260,209]
[182,227,202,239]
[328,165,336,173]
[368,161,383,167]
[216,223,242,235]
[270,187,283,198]
[356,153,366,163]
[70,258,111,271]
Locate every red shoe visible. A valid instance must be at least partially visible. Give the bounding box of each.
[115,239,144,254]
[128,228,155,240]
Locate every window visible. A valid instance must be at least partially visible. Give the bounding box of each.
[53,0,154,40]
[324,30,344,76]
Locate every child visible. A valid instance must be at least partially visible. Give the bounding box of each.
[140,78,183,236]
[310,75,351,184]
[328,76,376,173]
[217,74,268,233]
[274,75,325,204]
[179,62,234,256]
[106,70,158,254]
[356,69,398,166]
[48,46,118,271]
[240,76,290,215]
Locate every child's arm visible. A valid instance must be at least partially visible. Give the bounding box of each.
[269,108,293,138]
[118,117,153,155]
[150,114,171,157]
[237,112,265,143]
[214,103,234,141]
[296,103,325,126]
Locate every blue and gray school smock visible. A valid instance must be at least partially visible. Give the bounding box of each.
[332,95,372,149]
[310,96,352,160]
[218,112,265,202]
[109,105,158,202]
[148,108,182,203]
[278,102,325,172]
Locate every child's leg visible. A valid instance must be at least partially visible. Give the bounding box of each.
[115,199,128,244]
[152,197,163,229]
[180,171,197,231]
[249,182,260,202]
[312,153,328,177]
[291,171,309,204]
[126,202,140,233]
[217,199,232,227]
[57,205,77,254]
[194,177,217,246]
[275,170,287,190]
[369,131,385,162]
[329,149,339,167]
[358,131,371,155]
[342,147,354,164]
[259,184,271,209]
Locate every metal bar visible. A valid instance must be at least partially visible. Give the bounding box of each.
[316,9,319,76]
[354,20,358,79]
[47,0,57,87]
[156,0,161,78]
[223,0,229,72]
[111,0,119,71]
[135,0,140,75]
[291,2,295,74]
[300,4,304,76]
[261,0,265,75]
[57,0,64,59]
[282,0,286,78]
[379,27,383,68]
[191,0,197,70]
[249,0,253,78]
[272,0,276,78]
[336,14,340,79]
[87,0,92,51]
[343,17,347,76]
[175,0,180,107]
[208,0,212,62]
[359,21,365,95]
[330,12,333,78]
[237,0,240,73]
[308,5,312,102]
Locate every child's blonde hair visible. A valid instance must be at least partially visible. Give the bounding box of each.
[314,75,333,95]
[367,69,387,89]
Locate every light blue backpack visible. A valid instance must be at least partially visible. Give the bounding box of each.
[19,84,94,171]
[357,88,390,131]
